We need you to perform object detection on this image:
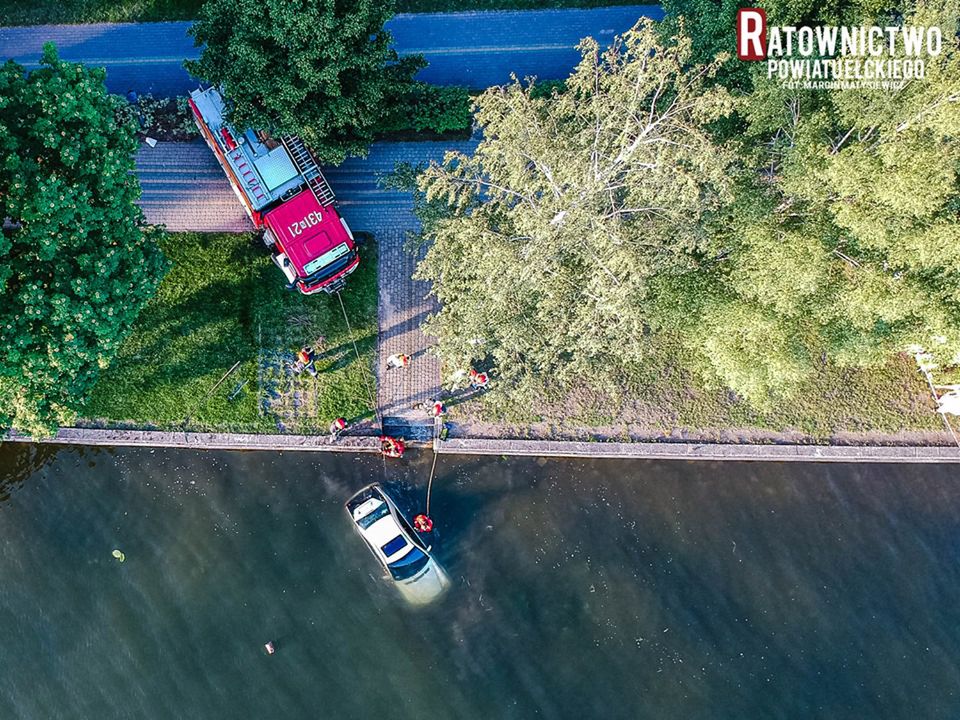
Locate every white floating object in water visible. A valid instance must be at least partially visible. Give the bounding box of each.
[264,641,276,655]
[112,549,125,562]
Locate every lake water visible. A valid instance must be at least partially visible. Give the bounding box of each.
[1,444,959,719]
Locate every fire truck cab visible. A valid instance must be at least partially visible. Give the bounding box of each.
[188,87,360,295]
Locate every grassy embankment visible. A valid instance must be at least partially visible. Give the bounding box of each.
[83,233,940,441]
[455,347,943,441]
[1,0,637,24]
[84,232,378,434]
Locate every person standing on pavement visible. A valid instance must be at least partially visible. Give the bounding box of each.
[386,353,410,370]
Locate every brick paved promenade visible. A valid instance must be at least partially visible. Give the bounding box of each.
[136,138,477,435]
[136,142,250,231]
[377,231,440,435]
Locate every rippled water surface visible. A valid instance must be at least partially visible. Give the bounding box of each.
[1,444,959,719]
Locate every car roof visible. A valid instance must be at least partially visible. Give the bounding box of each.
[355,500,413,562]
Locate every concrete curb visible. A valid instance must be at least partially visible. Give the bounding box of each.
[6,428,960,462]
[4,428,381,453]
[438,438,960,463]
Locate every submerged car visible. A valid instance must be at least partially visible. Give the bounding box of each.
[346,484,450,605]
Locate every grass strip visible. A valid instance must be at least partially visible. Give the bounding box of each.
[84,232,377,433]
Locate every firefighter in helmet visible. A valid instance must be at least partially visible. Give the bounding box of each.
[380,436,405,458]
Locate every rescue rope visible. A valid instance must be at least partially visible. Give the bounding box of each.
[335,290,391,477]
[337,292,439,520]
[425,440,440,516]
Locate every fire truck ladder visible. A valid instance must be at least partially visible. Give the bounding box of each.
[280,135,336,207]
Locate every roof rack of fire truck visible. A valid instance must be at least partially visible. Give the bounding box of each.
[280,135,337,208]
[188,86,337,212]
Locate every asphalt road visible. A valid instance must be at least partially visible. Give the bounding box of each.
[0,7,662,95]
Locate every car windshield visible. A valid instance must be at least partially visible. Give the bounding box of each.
[388,547,430,581]
[356,502,390,530]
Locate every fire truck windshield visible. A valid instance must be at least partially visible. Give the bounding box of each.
[300,245,358,288]
[303,243,350,275]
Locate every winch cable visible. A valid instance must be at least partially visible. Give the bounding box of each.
[336,290,388,474]
[338,289,440,517]
[425,432,440,516]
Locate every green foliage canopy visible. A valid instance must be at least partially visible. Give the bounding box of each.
[414,21,734,396]
[651,0,960,407]
[186,0,424,164]
[0,44,167,434]
[706,0,960,395]
[377,83,473,137]
[414,4,960,410]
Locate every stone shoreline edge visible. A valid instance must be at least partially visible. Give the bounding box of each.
[5,428,960,462]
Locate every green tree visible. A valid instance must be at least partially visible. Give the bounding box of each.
[668,0,960,406]
[0,44,167,435]
[733,0,960,365]
[186,0,423,164]
[413,3,960,411]
[413,21,734,398]
[648,198,836,407]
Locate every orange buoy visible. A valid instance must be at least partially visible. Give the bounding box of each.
[413,514,434,533]
[380,435,405,458]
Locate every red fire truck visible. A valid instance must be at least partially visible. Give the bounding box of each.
[188,87,360,295]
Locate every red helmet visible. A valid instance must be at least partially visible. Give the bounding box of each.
[413,514,434,533]
[380,436,405,457]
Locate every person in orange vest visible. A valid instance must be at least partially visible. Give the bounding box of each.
[413,514,434,533]
[329,417,347,440]
[469,368,490,389]
[297,346,318,377]
[386,353,410,370]
[380,435,406,458]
